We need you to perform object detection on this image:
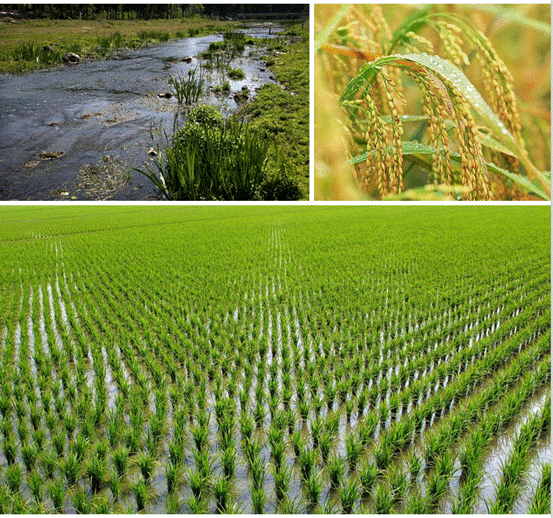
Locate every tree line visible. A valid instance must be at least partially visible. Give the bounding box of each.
[0,4,308,21]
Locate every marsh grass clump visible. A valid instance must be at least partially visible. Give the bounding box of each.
[169,69,204,105]
[315,4,551,200]
[228,67,245,80]
[138,106,275,201]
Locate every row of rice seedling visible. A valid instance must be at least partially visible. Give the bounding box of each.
[0,205,549,513]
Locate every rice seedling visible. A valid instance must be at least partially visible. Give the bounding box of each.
[60,453,80,487]
[132,479,149,512]
[339,478,360,513]
[213,476,232,513]
[27,469,43,502]
[108,468,122,502]
[136,451,156,483]
[21,442,38,472]
[304,471,323,510]
[358,460,379,495]
[5,463,22,493]
[328,454,345,489]
[408,452,423,484]
[251,457,265,492]
[425,452,455,510]
[0,486,10,514]
[41,449,58,479]
[251,486,266,514]
[318,432,334,465]
[11,493,30,513]
[374,443,392,473]
[452,470,483,514]
[3,436,17,465]
[0,205,549,514]
[112,445,130,478]
[92,494,111,513]
[244,436,262,468]
[345,432,363,472]
[187,495,205,514]
[273,464,292,501]
[374,482,394,514]
[528,463,551,515]
[299,445,317,480]
[165,493,182,514]
[188,467,211,502]
[162,461,179,494]
[85,456,107,494]
[389,465,409,505]
[48,478,65,512]
[403,488,430,514]
[489,401,550,513]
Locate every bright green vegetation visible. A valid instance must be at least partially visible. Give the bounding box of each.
[0,205,549,513]
[139,106,277,201]
[227,67,245,80]
[169,70,204,105]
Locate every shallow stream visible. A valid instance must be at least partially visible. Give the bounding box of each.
[0,24,281,200]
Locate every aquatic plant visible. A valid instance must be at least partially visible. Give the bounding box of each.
[228,67,245,80]
[139,107,272,201]
[85,456,107,494]
[169,69,204,105]
[273,464,292,501]
[72,488,91,514]
[48,478,65,512]
[339,478,360,513]
[528,463,551,515]
[213,476,232,513]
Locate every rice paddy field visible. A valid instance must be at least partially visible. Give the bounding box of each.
[0,205,550,514]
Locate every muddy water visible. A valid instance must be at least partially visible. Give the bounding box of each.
[0,25,281,200]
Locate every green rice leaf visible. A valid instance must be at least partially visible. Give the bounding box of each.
[387,5,434,53]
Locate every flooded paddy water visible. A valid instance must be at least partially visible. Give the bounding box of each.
[0,24,282,200]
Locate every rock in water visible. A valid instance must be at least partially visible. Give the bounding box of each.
[63,52,81,63]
